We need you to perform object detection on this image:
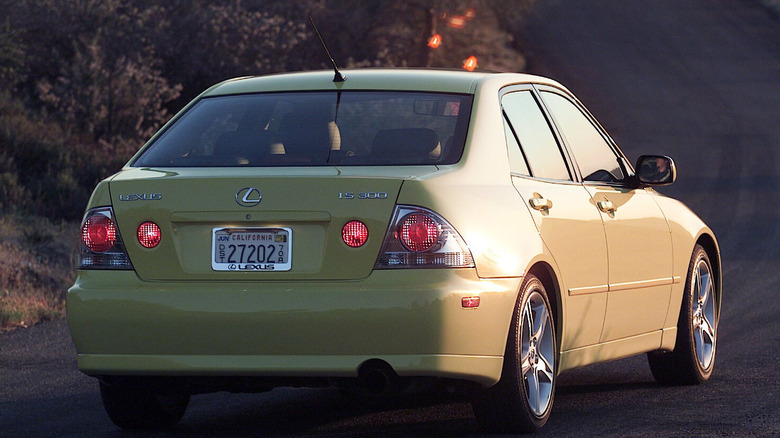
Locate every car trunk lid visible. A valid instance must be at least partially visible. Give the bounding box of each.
[108,167,425,281]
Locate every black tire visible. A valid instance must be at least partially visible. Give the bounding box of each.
[99,381,190,430]
[472,274,557,433]
[648,245,718,384]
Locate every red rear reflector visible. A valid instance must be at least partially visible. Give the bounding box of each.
[81,215,117,253]
[399,213,440,252]
[462,296,480,308]
[342,220,369,248]
[137,221,162,248]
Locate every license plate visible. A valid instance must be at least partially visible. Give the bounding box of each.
[212,227,292,271]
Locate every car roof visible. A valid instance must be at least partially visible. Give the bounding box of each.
[203,69,565,96]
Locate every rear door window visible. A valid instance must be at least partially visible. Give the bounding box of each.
[501,91,572,180]
[132,91,473,167]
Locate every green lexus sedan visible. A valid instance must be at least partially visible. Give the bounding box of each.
[68,69,721,432]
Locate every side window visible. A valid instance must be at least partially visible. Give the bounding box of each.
[540,91,625,182]
[502,91,571,180]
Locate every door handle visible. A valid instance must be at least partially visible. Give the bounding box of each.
[529,194,553,211]
[598,200,616,213]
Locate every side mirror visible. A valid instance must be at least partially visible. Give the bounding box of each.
[636,155,676,186]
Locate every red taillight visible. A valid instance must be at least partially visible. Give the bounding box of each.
[399,213,440,252]
[375,206,474,269]
[78,207,133,270]
[81,214,117,253]
[342,220,369,248]
[137,221,162,248]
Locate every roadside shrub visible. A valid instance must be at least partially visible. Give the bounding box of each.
[0,215,76,330]
[0,162,29,213]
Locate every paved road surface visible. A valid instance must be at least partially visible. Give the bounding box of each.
[2,1,779,436]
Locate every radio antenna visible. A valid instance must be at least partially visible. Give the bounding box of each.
[309,16,346,83]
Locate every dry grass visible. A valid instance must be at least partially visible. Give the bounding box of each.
[0,215,78,331]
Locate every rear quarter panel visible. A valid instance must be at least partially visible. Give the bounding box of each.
[397,75,545,280]
[392,76,552,357]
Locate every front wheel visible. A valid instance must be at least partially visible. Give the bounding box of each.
[100,381,190,430]
[472,274,557,433]
[648,244,718,384]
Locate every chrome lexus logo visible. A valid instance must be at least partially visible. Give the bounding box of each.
[236,187,262,207]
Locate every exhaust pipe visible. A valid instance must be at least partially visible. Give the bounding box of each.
[357,360,398,394]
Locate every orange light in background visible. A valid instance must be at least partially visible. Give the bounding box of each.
[446,15,467,28]
[427,33,442,49]
[464,8,476,19]
[463,56,478,71]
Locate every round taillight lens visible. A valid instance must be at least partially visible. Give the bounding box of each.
[137,221,162,248]
[81,215,117,253]
[342,220,369,248]
[399,213,440,252]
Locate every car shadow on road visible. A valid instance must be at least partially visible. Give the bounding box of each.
[98,388,479,437]
[556,380,658,397]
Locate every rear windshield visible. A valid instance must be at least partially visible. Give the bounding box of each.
[132,91,473,167]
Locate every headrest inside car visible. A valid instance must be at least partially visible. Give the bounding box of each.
[371,128,440,158]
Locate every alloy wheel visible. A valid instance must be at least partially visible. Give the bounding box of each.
[521,290,555,417]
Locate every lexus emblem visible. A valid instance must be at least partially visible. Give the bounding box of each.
[236,187,262,207]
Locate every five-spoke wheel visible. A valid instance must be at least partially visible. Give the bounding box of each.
[692,255,717,370]
[472,274,557,432]
[648,244,718,384]
[520,289,556,417]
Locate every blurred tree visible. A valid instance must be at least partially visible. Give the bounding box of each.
[145,0,311,105]
[0,18,25,89]
[22,1,180,150]
[300,0,529,71]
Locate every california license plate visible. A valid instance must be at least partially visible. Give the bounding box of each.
[212,227,292,271]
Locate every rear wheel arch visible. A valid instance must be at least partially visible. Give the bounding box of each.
[473,268,559,432]
[492,260,563,380]
[526,262,562,359]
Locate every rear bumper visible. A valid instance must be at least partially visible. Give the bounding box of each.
[67,269,521,386]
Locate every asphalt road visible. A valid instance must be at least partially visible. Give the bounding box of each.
[2,1,779,436]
